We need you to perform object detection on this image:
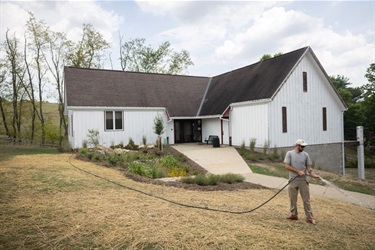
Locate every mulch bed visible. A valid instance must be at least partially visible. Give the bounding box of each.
[124,172,268,191]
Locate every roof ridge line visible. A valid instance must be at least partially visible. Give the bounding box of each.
[196,77,213,116]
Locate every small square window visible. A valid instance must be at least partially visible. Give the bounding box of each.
[105,111,123,130]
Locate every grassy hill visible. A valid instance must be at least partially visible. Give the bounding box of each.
[0,102,61,145]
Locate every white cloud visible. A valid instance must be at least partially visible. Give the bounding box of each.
[1,0,372,88]
[0,1,124,46]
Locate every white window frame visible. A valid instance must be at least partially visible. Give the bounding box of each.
[105,111,123,131]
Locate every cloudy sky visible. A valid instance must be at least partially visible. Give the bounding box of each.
[1,0,374,88]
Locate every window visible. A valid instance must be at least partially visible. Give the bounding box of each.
[105,111,123,130]
[303,71,307,92]
[282,106,287,133]
[322,107,327,131]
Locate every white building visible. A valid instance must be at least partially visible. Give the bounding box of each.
[65,47,347,173]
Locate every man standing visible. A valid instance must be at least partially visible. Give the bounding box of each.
[284,139,321,225]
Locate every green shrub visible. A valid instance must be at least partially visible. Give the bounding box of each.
[159,155,179,169]
[267,154,276,161]
[280,150,286,161]
[181,176,196,184]
[149,166,167,179]
[207,174,221,185]
[194,174,210,186]
[86,151,95,160]
[250,138,256,152]
[263,140,270,154]
[82,140,88,149]
[365,157,375,168]
[241,151,255,161]
[87,129,100,148]
[240,140,246,151]
[142,135,147,145]
[78,148,88,158]
[93,153,102,162]
[105,155,118,166]
[125,138,138,150]
[60,137,72,152]
[181,173,244,186]
[128,162,147,176]
[220,173,245,184]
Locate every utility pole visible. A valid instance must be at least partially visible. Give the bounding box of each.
[357,126,365,180]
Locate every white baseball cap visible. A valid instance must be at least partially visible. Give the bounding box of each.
[295,139,308,146]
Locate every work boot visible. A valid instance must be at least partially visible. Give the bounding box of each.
[286,215,298,220]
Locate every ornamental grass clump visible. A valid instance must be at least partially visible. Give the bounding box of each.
[219,173,245,184]
[181,173,243,186]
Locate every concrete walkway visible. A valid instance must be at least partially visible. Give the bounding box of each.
[172,143,375,209]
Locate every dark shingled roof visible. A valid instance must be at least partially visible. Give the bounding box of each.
[64,68,209,117]
[198,47,307,116]
[65,47,311,117]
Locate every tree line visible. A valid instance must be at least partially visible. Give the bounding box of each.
[0,12,193,146]
[330,65,375,149]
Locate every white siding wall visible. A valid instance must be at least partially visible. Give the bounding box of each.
[166,120,175,145]
[202,118,221,143]
[222,119,229,144]
[269,53,345,148]
[68,108,168,149]
[230,103,268,147]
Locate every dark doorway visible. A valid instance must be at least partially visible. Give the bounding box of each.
[174,119,202,143]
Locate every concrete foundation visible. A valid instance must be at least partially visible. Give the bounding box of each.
[275,143,343,175]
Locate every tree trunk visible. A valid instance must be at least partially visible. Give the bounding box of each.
[0,97,10,136]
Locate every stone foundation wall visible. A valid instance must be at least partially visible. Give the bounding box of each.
[256,143,344,175]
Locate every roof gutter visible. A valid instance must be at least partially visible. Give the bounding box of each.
[229,98,272,107]
[170,114,221,120]
[66,106,168,111]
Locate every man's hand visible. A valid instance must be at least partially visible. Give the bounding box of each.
[297,170,305,176]
[310,173,322,180]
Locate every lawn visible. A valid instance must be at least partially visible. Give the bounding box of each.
[248,163,375,196]
[0,146,374,249]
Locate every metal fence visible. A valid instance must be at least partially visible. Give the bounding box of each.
[0,136,59,148]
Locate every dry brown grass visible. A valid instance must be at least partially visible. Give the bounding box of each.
[1,153,374,249]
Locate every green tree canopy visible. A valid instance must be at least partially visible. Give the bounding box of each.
[259,52,283,62]
[119,37,193,74]
[66,23,110,68]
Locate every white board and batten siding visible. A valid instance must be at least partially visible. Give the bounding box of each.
[230,102,269,147]
[68,107,169,149]
[201,118,221,143]
[269,51,345,148]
